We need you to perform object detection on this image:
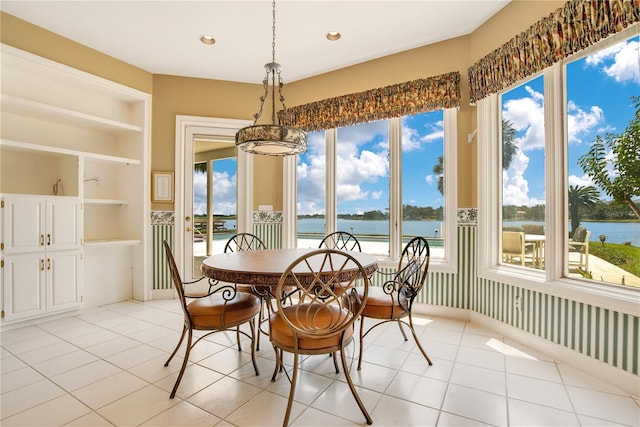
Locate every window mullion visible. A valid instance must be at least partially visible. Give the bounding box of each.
[544,64,565,280]
[389,117,402,260]
[325,128,337,234]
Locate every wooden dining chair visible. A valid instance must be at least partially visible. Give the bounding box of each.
[356,236,432,370]
[162,241,260,398]
[319,231,362,252]
[269,249,373,426]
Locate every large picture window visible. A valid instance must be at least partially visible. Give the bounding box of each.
[296,109,456,270]
[479,27,639,297]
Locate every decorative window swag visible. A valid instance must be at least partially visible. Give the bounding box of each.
[469,0,640,103]
[280,71,460,132]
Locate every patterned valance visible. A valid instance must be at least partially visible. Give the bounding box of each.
[280,72,460,132]
[469,0,640,103]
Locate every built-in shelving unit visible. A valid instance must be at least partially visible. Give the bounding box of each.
[1,43,151,320]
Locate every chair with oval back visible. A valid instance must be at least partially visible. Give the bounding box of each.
[162,241,260,398]
[356,236,433,370]
[223,233,269,350]
[269,249,373,426]
[319,231,362,252]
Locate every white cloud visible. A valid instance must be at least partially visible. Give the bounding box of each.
[567,101,605,144]
[502,149,543,206]
[193,169,236,215]
[425,175,434,186]
[568,174,594,187]
[586,39,640,84]
[401,119,443,151]
[502,87,545,151]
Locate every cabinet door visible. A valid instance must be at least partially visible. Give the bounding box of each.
[2,196,45,254]
[46,251,81,312]
[46,199,81,251]
[2,253,46,321]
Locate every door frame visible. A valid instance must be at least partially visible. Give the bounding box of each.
[174,115,253,280]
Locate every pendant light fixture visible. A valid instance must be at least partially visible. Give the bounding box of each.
[235,0,307,156]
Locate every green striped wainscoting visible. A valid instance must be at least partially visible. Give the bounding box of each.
[450,226,639,377]
[151,211,174,291]
[253,211,283,249]
[148,212,638,377]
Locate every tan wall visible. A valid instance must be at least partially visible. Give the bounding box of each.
[0,13,152,93]
[1,0,566,212]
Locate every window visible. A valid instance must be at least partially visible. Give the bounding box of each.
[479,27,639,297]
[296,109,457,270]
[296,130,326,248]
[500,75,546,271]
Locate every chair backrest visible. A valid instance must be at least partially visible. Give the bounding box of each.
[572,226,587,243]
[319,231,361,252]
[502,231,526,255]
[163,240,190,321]
[522,223,544,235]
[224,233,266,252]
[394,237,430,308]
[275,249,369,339]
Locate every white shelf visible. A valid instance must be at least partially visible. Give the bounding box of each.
[2,94,142,134]
[84,239,141,248]
[1,139,140,165]
[83,198,127,206]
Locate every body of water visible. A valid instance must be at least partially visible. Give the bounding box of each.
[212,218,639,246]
[503,221,640,246]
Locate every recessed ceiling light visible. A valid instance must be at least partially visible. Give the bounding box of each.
[326,32,341,41]
[200,35,215,45]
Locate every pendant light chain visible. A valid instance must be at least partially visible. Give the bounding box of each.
[235,0,307,156]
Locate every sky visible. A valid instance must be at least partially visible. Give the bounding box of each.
[501,34,639,207]
[194,34,639,216]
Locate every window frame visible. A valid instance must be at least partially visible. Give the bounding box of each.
[477,27,639,311]
[286,108,458,273]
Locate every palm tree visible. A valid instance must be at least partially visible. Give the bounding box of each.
[568,185,600,235]
[502,118,518,170]
[433,155,444,195]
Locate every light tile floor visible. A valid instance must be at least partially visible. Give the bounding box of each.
[2,299,639,426]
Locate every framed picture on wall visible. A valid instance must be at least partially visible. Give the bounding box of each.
[152,171,174,203]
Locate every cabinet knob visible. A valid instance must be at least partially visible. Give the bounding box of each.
[186,227,192,232]
[47,234,51,245]
[40,234,45,246]
[47,258,51,270]
[185,216,191,222]
[40,259,45,271]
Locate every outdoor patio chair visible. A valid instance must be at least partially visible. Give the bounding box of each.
[569,226,591,271]
[502,231,535,266]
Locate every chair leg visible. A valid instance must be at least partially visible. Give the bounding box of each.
[358,316,365,370]
[236,326,242,352]
[249,318,260,376]
[170,327,193,399]
[282,352,299,427]
[408,313,432,366]
[255,301,264,351]
[271,345,280,382]
[397,319,408,341]
[332,352,339,373]
[340,345,372,425]
[165,324,187,366]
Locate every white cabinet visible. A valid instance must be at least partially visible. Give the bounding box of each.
[1,195,81,321]
[0,44,151,322]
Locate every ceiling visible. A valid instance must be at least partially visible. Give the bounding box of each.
[1,0,510,84]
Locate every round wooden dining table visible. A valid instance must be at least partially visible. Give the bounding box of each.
[201,247,378,287]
